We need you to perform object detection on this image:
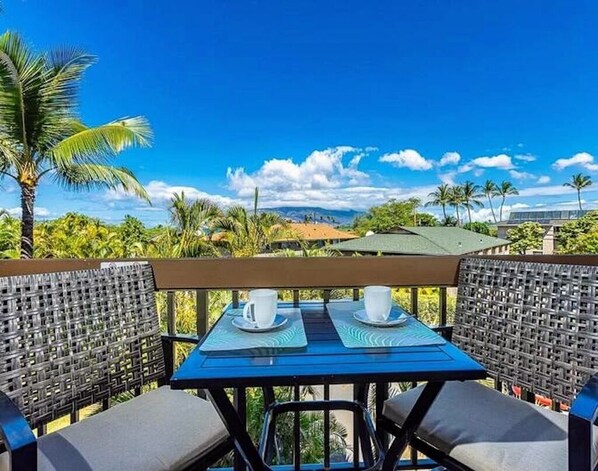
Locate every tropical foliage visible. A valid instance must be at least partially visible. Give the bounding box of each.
[563,173,592,210]
[507,221,544,254]
[557,210,598,253]
[462,221,495,236]
[495,181,519,222]
[0,32,151,258]
[352,198,438,235]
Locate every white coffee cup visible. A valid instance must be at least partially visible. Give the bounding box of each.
[364,286,392,322]
[243,289,278,328]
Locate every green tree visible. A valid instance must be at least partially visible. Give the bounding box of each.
[214,189,286,257]
[0,213,19,258]
[461,181,484,223]
[119,215,150,256]
[563,173,592,210]
[440,215,458,226]
[557,210,598,253]
[482,180,498,223]
[416,212,438,227]
[168,192,222,257]
[448,186,465,226]
[507,222,544,254]
[352,198,421,234]
[561,230,598,254]
[34,213,130,258]
[463,221,494,236]
[496,181,519,222]
[425,184,451,221]
[0,32,151,258]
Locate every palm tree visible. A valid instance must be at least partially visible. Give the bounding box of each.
[461,181,484,224]
[214,188,286,257]
[563,173,592,210]
[448,185,465,226]
[0,32,151,258]
[482,180,499,223]
[425,184,451,221]
[496,181,519,222]
[168,192,222,257]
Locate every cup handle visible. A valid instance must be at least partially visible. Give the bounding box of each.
[243,301,255,324]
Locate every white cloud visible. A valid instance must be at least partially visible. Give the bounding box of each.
[105,181,240,208]
[470,154,514,170]
[438,171,457,185]
[467,203,530,223]
[228,146,371,198]
[5,207,51,218]
[514,153,536,162]
[537,176,551,184]
[439,152,461,166]
[509,170,535,180]
[517,184,578,197]
[552,152,598,171]
[379,149,433,171]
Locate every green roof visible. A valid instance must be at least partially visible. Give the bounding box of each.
[329,227,510,255]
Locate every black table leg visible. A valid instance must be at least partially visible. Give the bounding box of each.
[381,381,444,471]
[375,382,389,450]
[235,388,248,471]
[207,388,270,471]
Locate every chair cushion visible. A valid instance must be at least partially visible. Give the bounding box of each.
[383,381,579,471]
[0,386,229,471]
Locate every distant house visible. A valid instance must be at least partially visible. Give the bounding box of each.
[496,209,588,255]
[329,226,510,256]
[271,223,357,251]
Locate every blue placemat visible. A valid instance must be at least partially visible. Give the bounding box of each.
[200,308,307,352]
[326,300,446,349]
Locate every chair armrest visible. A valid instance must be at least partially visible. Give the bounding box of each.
[160,333,201,386]
[161,333,200,344]
[569,373,598,471]
[0,391,37,470]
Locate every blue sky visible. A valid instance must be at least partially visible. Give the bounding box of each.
[1,0,597,224]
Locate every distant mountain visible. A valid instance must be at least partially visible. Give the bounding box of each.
[266,207,363,226]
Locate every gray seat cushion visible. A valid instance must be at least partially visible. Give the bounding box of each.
[383,381,578,471]
[0,386,229,471]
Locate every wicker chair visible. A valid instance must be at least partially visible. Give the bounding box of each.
[382,257,598,471]
[0,265,231,471]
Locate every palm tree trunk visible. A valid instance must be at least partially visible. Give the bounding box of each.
[441,204,447,221]
[487,196,497,223]
[467,205,472,224]
[499,196,506,221]
[455,206,460,226]
[20,183,35,259]
[578,190,583,210]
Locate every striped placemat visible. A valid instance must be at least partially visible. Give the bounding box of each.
[200,308,307,352]
[326,301,446,349]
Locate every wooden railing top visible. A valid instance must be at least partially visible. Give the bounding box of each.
[2,254,598,290]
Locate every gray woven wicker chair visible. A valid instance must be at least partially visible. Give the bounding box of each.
[0,265,231,471]
[382,257,598,471]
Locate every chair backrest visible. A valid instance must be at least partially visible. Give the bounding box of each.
[453,257,598,406]
[0,264,165,429]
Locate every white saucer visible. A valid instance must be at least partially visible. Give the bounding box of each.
[353,309,409,328]
[232,314,288,333]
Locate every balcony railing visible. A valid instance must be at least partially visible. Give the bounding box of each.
[2,254,598,469]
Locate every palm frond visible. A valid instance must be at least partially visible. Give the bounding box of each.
[49,117,152,167]
[53,163,149,201]
[0,31,46,148]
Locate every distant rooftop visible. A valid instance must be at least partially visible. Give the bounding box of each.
[329,226,509,256]
[500,209,590,225]
[275,223,357,242]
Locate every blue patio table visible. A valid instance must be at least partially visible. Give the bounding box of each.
[170,301,486,471]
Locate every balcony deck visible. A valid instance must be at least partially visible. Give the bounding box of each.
[1,254,597,470]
